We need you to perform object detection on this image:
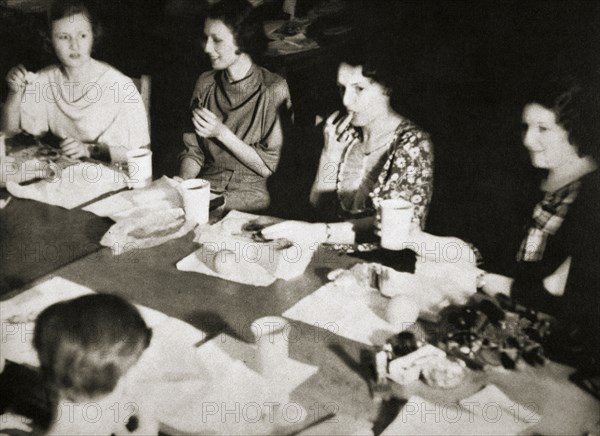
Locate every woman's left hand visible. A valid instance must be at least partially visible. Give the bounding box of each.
[60,137,90,159]
[192,107,227,140]
[260,221,327,245]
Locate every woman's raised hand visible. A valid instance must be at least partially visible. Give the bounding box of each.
[60,137,90,159]
[192,107,228,140]
[5,64,29,94]
[323,111,359,156]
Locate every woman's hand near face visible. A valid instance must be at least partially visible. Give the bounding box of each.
[5,64,29,94]
[323,111,359,156]
[60,137,90,159]
[192,107,228,141]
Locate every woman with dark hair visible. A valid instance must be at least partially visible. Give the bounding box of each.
[31,294,155,435]
[261,44,433,247]
[392,75,600,367]
[478,75,600,366]
[1,0,150,163]
[179,0,292,212]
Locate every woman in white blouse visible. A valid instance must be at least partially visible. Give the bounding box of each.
[1,0,149,163]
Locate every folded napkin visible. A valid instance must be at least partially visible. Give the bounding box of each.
[382,386,540,435]
[459,384,541,425]
[6,163,125,209]
[133,334,304,435]
[177,211,315,286]
[83,176,183,220]
[1,157,47,187]
[100,207,195,254]
[0,277,169,367]
[176,237,278,286]
[283,263,397,346]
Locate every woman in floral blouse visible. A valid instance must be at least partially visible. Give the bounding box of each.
[261,45,433,247]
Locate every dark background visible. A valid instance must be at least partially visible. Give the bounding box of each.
[1,0,599,272]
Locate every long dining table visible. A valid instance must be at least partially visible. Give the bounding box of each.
[1,185,599,435]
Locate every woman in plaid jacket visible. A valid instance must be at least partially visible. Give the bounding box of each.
[473,76,598,368]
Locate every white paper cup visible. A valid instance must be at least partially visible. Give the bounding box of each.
[253,316,289,377]
[180,178,210,225]
[125,148,152,189]
[380,198,414,250]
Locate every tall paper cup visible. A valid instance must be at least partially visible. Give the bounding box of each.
[253,316,288,377]
[180,178,210,225]
[380,198,414,250]
[126,148,152,189]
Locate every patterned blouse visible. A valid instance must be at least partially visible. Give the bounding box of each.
[329,119,434,252]
[337,119,434,226]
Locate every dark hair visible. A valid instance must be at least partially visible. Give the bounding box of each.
[336,38,420,120]
[206,0,267,60]
[337,42,397,94]
[42,0,103,53]
[34,294,152,401]
[525,75,600,163]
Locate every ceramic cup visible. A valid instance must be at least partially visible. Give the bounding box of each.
[380,198,414,250]
[125,148,152,189]
[253,316,289,377]
[180,178,211,225]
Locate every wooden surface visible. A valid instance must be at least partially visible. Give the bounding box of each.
[0,194,112,294]
[2,198,599,434]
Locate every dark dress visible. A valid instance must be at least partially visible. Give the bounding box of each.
[510,169,600,367]
[180,63,292,211]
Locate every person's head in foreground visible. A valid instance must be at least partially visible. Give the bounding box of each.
[34,294,152,403]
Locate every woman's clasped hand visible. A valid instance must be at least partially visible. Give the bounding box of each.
[191,107,228,140]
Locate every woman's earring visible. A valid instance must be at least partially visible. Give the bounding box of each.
[235,49,241,55]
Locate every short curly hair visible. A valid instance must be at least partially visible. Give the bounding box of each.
[334,38,418,119]
[525,75,600,163]
[336,42,398,95]
[206,0,267,60]
[34,294,152,401]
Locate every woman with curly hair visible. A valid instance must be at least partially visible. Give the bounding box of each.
[179,0,292,212]
[261,43,434,248]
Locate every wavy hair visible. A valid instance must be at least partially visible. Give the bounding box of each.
[525,75,600,163]
[34,294,152,401]
[206,0,267,60]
